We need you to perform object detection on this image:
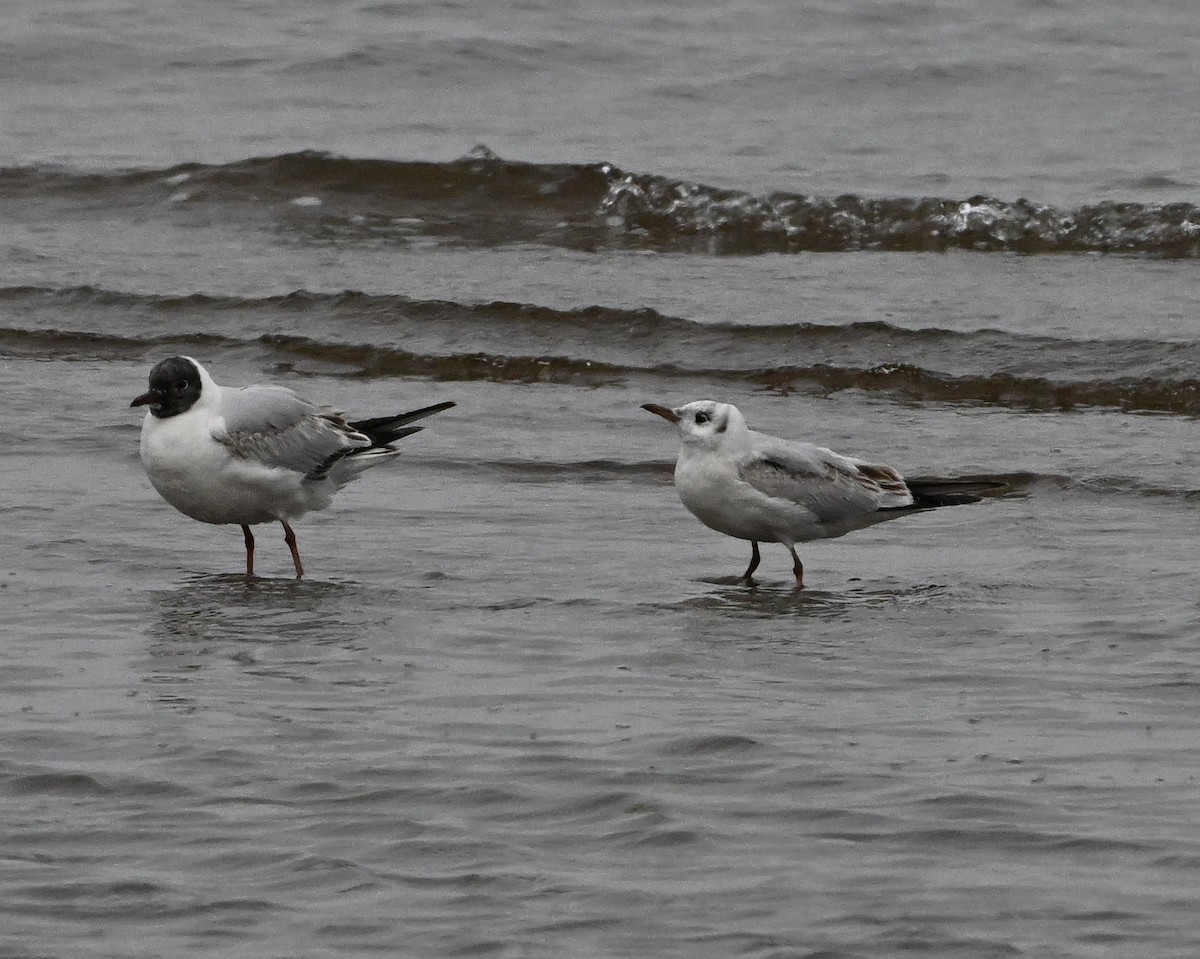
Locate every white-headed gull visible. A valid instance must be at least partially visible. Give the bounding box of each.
[131,356,454,577]
[642,399,996,587]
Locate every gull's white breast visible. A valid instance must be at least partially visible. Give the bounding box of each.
[139,409,311,525]
[674,449,825,544]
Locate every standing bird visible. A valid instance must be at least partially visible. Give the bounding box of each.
[642,399,996,587]
[131,356,454,577]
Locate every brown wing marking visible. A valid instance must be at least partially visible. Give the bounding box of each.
[851,461,910,497]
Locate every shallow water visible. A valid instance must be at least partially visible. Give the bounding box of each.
[5,1,1200,956]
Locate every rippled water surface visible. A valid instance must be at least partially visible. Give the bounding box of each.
[4,1,1200,956]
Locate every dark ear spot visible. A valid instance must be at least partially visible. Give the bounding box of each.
[715,414,728,434]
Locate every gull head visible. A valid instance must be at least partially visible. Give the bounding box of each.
[642,400,746,450]
[130,355,205,419]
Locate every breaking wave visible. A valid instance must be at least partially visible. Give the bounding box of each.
[3,147,1198,256]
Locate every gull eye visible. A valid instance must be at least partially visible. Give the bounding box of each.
[174,379,189,392]
[694,410,710,425]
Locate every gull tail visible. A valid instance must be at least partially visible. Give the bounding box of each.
[350,401,456,450]
[312,401,455,483]
[905,476,1011,508]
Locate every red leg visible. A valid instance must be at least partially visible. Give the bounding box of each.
[787,544,804,589]
[281,521,304,578]
[241,524,255,577]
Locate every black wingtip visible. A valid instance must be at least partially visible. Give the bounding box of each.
[351,401,455,447]
[905,476,1012,507]
[352,401,454,433]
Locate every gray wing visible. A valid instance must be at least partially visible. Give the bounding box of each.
[737,439,914,522]
[214,385,368,477]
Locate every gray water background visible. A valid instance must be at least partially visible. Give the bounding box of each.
[4,1,1200,956]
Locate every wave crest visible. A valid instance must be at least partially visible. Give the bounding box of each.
[4,150,1199,256]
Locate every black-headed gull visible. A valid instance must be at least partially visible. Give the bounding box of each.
[131,356,454,577]
[642,399,996,587]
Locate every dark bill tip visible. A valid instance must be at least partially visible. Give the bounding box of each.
[130,390,161,408]
[641,403,680,423]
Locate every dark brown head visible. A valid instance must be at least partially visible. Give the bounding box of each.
[130,356,203,418]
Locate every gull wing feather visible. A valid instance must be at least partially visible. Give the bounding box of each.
[214,385,368,477]
[737,440,914,522]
